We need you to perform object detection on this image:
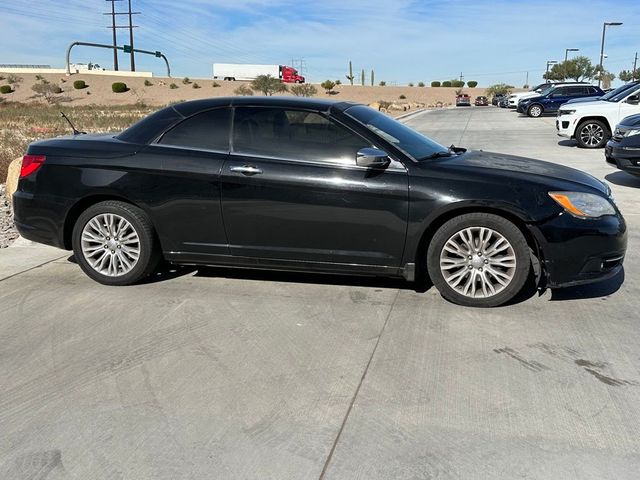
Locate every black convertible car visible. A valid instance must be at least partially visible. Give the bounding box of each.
[14,97,626,307]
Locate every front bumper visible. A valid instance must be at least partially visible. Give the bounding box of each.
[556,114,578,138]
[529,211,627,288]
[605,140,640,176]
[516,103,528,114]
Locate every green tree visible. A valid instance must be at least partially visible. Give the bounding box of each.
[594,66,615,89]
[619,69,639,82]
[321,80,336,94]
[467,80,478,88]
[251,75,287,96]
[442,81,452,87]
[430,81,440,87]
[486,83,514,97]
[544,56,596,82]
[291,83,318,97]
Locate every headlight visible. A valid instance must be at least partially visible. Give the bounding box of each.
[559,109,576,116]
[624,128,640,137]
[548,192,616,218]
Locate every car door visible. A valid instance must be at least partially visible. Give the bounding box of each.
[142,107,231,256]
[618,87,640,124]
[220,106,409,267]
[546,87,572,110]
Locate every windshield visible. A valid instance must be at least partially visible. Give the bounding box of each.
[602,83,640,102]
[344,105,449,160]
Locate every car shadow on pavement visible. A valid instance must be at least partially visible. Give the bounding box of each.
[605,171,640,188]
[557,139,577,148]
[549,268,625,301]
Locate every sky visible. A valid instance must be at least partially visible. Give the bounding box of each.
[2,0,640,87]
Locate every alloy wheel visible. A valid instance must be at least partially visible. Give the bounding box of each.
[529,105,542,117]
[81,213,141,277]
[579,123,604,147]
[439,227,517,298]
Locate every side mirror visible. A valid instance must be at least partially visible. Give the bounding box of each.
[356,148,390,168]
[626,94,640,105]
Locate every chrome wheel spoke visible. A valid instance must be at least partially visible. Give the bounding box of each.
[439,226,517,299]
[81,213,140,277]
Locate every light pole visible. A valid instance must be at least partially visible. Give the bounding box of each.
[598,22,623,87]
[565,48,579,61]
[546,61,558,82]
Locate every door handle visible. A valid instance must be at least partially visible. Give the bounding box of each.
[230,165,263,175]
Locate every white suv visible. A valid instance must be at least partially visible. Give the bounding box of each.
[556,82,640,148]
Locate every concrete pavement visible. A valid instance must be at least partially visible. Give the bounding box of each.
[1,106,639,479]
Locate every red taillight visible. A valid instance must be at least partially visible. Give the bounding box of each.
[20,155,46,178]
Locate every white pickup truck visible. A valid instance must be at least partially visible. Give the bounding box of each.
[556,82,640,148]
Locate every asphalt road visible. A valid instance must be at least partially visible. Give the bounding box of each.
[1,106,639,479]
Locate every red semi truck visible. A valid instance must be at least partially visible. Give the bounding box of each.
[213,63,305,83]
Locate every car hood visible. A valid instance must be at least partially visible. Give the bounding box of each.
[561,99,615,110]
[425,150,608,195]
[618,113,640,127]
[513,92,538,100]
[564,96,603,104]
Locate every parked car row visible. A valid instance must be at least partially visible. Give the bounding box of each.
[490,80,640,177]
[455,94,489,107]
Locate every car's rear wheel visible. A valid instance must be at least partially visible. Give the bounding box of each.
[427,213,531,307]
[72,201,160,286]
[527,104,543,117]
[575,120,609,148]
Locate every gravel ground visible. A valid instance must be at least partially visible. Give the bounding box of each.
[0,184,19,248]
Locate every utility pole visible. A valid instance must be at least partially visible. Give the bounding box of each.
[127,0,137,71]
[104,0,123,70]
[459,72,463,82]
[525,71,529,87]
[104,0,139,72]
[634,52,638,80]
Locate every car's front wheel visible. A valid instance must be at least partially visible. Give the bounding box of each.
[575,120,609,148]
[527,104,543,117]
[427,213,531,307]
[72,200,160,285]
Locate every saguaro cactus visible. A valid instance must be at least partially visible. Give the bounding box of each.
[361,69,365,86]
[346,61,354,86]
[371,70,374,86]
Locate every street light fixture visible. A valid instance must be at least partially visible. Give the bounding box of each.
[545,60,558,82]
[565,48,579,61]
[598,22,623,87]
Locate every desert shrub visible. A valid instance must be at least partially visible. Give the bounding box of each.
[320,80,336,94]
[234,84,253,96]
[522,84,530,89]
[169,83,178,89]
[0,85,13,94]
[399,94,406,99]
[442,81,452,87]
[290,84,318,97]
[0,75,5,81]
[111,82,128,93]
[192,82,201,89]
[35,74,44,81]
[379,81,387,86]
[144,79,153,86]
[6,74,22,84]
[431,81,441,87]
[408,83,414,87]
[212,81,221,87]
[73,80,87,90]
[335,79,342,85]
[182,77,191,84]
[466,80,478,88]
[251,75,287,96]
[378,100,392,110]
[418,81,425,87]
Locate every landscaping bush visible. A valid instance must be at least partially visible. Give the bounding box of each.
[399,94,406,99]
[0,85,13,94]
[408,83,414,87]
[6,74,22,85]
[379,81,387,86]
[169,83,178,89]
[182,77,191,85]
[111,82,128,93]
[251,75,287,96]
[418,82,425,87]
[451,80,464,88]
[431,81,441,87]
[73,80,86,90]
[144,79,153,86]
[335,79,342,85]
[212,81,221,87]
[466,80,478,88]
[290,84,318,97]
[442,81,452,87]
[192,82,201,89]
[234,84,253,96]
[320,80,336,94]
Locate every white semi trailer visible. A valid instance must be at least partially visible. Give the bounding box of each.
[213,63,305,83]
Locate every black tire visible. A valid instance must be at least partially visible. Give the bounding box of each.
[527,104,543,117]
[72,201,161,286]
[575,119,610,149]
[427,213,531,307]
